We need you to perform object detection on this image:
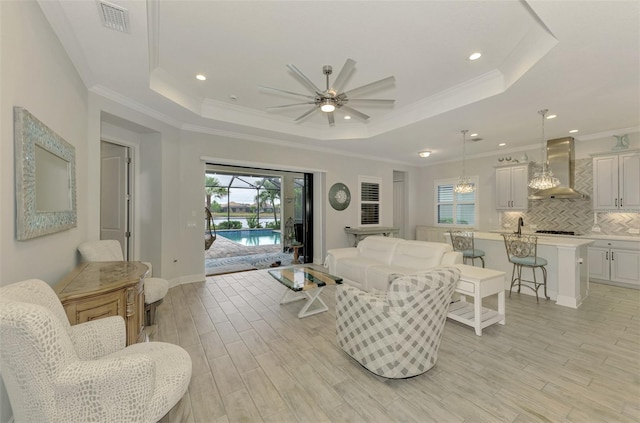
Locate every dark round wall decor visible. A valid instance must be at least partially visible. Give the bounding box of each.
[329,183,351,211]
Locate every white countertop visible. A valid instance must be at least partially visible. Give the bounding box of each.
[488,229,639,243]
[471,231,594,247]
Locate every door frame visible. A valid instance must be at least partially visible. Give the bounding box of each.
[101,137,140,261]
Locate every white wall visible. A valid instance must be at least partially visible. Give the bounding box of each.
[0,1,88,420]
[177,130,418,280]
[1,0,88,284]
[87,93,183,279]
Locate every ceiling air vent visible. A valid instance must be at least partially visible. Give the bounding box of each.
[97,1,130,33]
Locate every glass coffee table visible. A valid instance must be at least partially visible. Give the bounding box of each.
[268,266,343,318]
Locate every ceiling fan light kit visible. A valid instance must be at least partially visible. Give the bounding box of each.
[261,58,395,125]
[320,99,336,113]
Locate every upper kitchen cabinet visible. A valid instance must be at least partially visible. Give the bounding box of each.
[592,151,640,211]
[495,163,529,211]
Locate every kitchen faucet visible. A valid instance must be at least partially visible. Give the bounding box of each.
[517,217,524,236]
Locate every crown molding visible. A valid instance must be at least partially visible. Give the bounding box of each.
[90,85,183,128]
[575,126,640,141]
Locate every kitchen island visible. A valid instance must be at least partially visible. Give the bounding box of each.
[445,232,593,308]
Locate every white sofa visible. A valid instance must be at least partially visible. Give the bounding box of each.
[325,236,462,292]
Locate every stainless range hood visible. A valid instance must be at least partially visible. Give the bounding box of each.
[528,137,589,200]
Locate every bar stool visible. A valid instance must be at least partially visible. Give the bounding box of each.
[501,234,549,302]
[449,230,485,268]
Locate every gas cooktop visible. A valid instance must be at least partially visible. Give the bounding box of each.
[535,230,579,236]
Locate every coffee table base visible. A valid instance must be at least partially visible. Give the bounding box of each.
[279,287,328,318]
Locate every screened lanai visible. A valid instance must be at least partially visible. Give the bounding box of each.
[204,166,307,276]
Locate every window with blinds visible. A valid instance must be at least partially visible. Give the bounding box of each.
[435,178,478,226]
[360,177,381,225]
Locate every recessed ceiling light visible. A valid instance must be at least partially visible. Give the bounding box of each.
[196,74,206,81]
[469,52,482,61]
[546,114,557,119]
[470,133,478,137]
[569,129,579,133]
[498,143,506,147]
[419,151,431,158]
[229,94,237,101]
[344,115,351,120]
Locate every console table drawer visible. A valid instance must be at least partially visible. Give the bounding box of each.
[74,292,123,323]
[456,280,476,294]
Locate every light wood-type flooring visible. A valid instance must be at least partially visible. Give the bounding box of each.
[155,267,640,423]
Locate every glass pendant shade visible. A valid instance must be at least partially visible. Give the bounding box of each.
[528,169,560,190]
[528,109,560,190]
[454,176,475,193]
[454,129,475,194]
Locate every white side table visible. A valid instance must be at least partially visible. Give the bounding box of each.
[447,264,506,336]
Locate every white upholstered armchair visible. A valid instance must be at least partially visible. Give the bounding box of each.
[0,279,191,423]
[78,240,169,325]
[336,267,460,378]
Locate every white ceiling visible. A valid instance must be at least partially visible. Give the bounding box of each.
[38,0,640,166]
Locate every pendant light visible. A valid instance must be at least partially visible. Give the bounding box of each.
[528,109,560,190]
[454,130,475,194]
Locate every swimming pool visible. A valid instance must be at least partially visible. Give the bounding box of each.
[218,229,281,246]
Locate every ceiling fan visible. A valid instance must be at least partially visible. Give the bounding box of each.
[259,58,395,125]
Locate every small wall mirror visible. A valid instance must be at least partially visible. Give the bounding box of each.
[14,107,77,240]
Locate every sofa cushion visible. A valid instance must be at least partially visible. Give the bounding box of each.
[366,264,419,292]
[392,241,453,270]
[334,257,382,291]
[356,236,402,265]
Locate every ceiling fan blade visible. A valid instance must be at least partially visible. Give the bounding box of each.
[295,106,319,122]
[340,105,370,121]
[258,85,315,99]
[343,76,395,98]
[327,112,335,125]
[287,64,322,95]
[266,102,315,110]
[345,99,395,105]
[330,58,356,94]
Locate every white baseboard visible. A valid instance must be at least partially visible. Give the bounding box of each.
[168,273,205,288]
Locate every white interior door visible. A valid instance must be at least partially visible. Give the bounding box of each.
[393,171,406,239]
[101,141,131,259]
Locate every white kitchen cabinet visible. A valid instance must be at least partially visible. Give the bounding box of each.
[495,164,529,211]
[588,239,640,287]
[592,151,640,211]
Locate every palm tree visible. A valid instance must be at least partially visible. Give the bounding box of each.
[205,175,228,211]
[256,178,280,225]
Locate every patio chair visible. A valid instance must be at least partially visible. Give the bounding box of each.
[205,207,217,250]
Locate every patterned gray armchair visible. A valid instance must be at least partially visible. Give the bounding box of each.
[336,267,460,378]
[0,279,191,423]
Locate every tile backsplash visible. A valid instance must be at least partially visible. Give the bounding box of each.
[501,158,640,236]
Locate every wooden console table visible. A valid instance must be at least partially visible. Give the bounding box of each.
[55,261,148,345]
[344,226,400,246]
